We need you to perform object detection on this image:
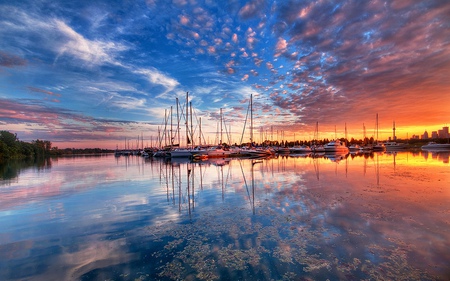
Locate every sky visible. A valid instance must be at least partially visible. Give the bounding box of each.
[1,0,449,149]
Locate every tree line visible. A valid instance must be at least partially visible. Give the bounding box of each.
[0,130,113,160]
[0,130,56,160]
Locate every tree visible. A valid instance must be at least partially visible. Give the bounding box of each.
[0,131,18,147]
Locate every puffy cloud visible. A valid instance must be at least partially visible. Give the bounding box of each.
[274,38,288,57]
[232,33,238,43]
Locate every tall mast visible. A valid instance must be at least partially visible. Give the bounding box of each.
[164,109,168,147]
[190,101,193,149]
[376,113,379,142]
[220,108,223,145]
[186,92,189,147]
[199,117,202,146]
[345,122,347,144]
[176,97,180,146]
[170,105,173,148]
[250,94,253,145]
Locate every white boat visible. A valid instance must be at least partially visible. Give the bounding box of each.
[359,145,372,152]
[290,145,311,153]
[384,141,408,151]
[207,146,232,157]
[311,144,325,153]
[348,144,361,151]
[190,146,208,156]
[372,142,386,151]
[168,148,193,158]
[324,140,349,153]
[421,142,450,151]
[240,147,274,156]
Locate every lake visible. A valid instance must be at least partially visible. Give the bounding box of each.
[0,151,449,280]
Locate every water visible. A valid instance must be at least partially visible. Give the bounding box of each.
[0,151,449,280]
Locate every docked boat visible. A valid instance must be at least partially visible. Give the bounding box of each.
[384,141,408,151]
[372,142,386,151]
[190,146,208,156]
[275,146,290,154]
[421,142,450,151]
[359,145,373,152]
[290,145,311,153]
[168,148,193,158]
[324,140,349,153]
[348,144,361,152]
[240,146,274,157]
[311,144,325,153]
[207,146,232,157]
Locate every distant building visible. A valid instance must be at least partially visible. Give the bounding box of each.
[431,131,439,139]
[422,131,429,139]
[440,126,449,139]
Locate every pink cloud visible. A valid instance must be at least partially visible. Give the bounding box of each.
[179,15,189,25]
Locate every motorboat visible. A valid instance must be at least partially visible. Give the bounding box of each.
[372,142,386,152]
[421,142,450,151]
[311,144,325,153]
[168,148,192,158]
[207,146,232,157]
[240,146,274,157]
[290,145,311,154]
[324,140,349,153]
[348,144,361,152]
[384,141,408,151]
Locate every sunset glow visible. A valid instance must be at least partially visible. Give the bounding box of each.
[1,1,449,149]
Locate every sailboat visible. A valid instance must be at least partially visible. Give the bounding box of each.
[240,94,274,157]
[169,92,194,158]
[311,121,325,153]
[207,108,232,158]
[372,113,386,152]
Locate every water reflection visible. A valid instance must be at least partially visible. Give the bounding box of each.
[0,152,449,280]
[0,157,52,182]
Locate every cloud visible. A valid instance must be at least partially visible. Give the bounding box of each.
[27,86,61,97]
[264,0,450,128]
[238,0,266,20]
[54,20,128,66]
[132,67,179,98]
[274,38,288,57]
[0,51,26,68]
[0,98,147,143]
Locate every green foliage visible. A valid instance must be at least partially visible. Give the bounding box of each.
[0,131,53,160]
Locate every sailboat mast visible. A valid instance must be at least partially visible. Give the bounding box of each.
[190,101,193,149]
[199,117,202,146]
[186,92,189,147]
[376,113,379,142]
[164,109,168,147]
[176,97,180,146]
[250,94,253,145]
[170,106,173,148]
[220,108,223,145]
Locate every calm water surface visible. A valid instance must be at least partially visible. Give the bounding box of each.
[0,151,449,280]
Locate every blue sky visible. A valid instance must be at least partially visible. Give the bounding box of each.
[1,0,450,148]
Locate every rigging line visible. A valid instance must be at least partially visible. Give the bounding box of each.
[239,98,251,145]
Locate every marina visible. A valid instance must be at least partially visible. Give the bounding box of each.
[1,150,449,280]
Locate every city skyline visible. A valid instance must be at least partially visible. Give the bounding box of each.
[1,0,450,148]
